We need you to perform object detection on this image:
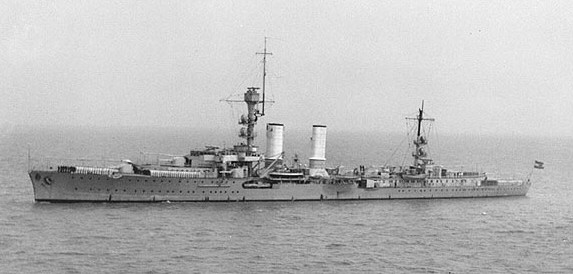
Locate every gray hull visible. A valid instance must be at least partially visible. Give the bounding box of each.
[30,171,531,203]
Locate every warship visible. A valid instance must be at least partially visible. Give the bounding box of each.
[28,43,532,202]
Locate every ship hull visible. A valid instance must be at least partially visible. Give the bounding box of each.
[29,171,531,203]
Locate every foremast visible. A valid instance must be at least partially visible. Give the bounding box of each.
[240,88,261,155]
[238,38,273,157]
[229,38,274,177]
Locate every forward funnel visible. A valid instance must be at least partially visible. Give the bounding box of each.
[265,123,284,166]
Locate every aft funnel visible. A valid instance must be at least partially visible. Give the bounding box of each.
[309,125,329,177]
[265,123,284,166]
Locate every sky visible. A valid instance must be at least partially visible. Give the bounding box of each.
[2,0,573,137]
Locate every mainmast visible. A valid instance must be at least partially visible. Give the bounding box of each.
[406,100,435,170]
[417,101,424,138]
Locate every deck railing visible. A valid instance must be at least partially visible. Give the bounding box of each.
[29,157,123,172]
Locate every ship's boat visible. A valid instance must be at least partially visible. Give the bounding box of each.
[401,173,428,181]
[242,181,272,189]
[27,40,534,202]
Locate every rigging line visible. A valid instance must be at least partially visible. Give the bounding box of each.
[225,55,262,100]
[432,120,440,163]
[401,121,416,167]
[239,63,262,91]
[426,122,434,158]
[400,121,410,167]
[227,102,238,141]
[384,132,409,167]
[250,62,264,87]
[264,36,285,42]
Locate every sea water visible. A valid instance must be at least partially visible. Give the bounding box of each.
[1,126,572,273]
